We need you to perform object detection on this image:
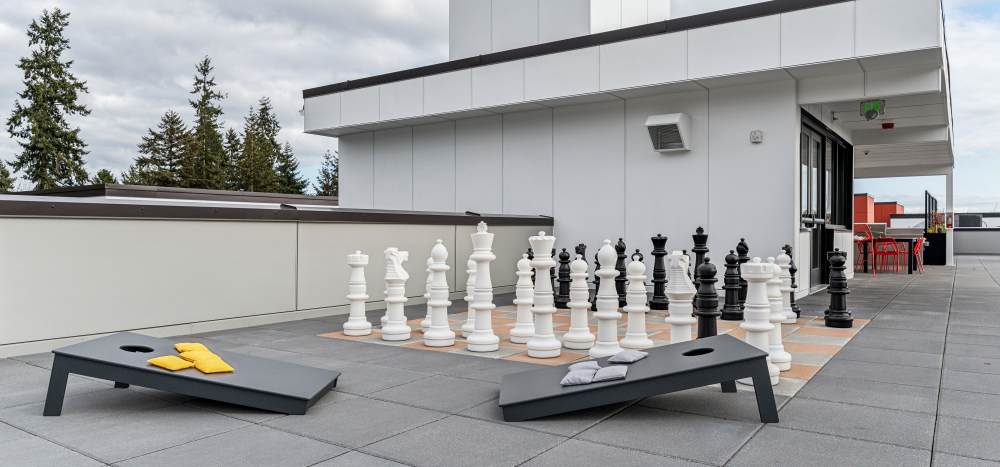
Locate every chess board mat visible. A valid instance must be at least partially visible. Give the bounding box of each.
[320,306,868,397]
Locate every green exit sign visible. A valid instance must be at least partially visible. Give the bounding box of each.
[860,100,886,119]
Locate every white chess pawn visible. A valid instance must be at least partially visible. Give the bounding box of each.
[621,258,653,349]
[424,240,455,347]
[527,231,561,358]
[381,247,412,341]
[421,256,433,332]
[777,251,796,324]
[563,255,595,350]
[590,240,623,358]
[461,258,477,338]
[766,258,792,371]
[665,251,697,343]
[509,254,535,344]
[467,222,499,352]
[738,257,780,386]
[343,251,372,336]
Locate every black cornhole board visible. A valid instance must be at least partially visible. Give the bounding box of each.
[43,332,339,416]
[498,335,778,423]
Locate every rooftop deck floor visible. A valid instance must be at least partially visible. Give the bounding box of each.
[2,256,999,466]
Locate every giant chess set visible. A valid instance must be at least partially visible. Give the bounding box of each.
[324,222,866,396]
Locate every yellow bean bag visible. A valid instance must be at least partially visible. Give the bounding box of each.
[174,342,210,353]
[178,350,218,363]
[148,355,195,371]
[194,356,234,374]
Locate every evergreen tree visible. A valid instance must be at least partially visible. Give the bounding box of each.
[221,128,242,190]
[237,97,281,192]
[0,160,15,192]
[184,56,226,189]
[90,168,117,185]
[127,110,190,186]
[6,8,90,190]
[273,142,307,194]
[314,149,339,197]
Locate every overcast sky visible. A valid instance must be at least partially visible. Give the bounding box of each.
[0,0,997,210]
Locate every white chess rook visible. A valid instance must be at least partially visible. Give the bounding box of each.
[590,240,623,358]
[766,258,793,371]
[621,258,653,349]
[343,250,372,336]
[527,231,562,358]
[467,222,500,352]
[509,254,536,344]
[563,255,595,350]
[665,251,697,343]
[421,256,433,332]
[381,248,412,341]
[462,258,477,338]
[738,257,780,386]
[777,251,796,324]
[424,240,456,347]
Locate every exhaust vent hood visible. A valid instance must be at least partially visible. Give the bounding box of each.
[645,113,691,152]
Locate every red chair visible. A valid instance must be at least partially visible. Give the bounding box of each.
[874,238,901,272]
[911,237,926,273]
[853,224,876,277]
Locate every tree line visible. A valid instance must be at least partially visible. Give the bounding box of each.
[3,8,338,197]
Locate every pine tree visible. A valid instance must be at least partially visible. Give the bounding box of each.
[184,56,226,189]
[221,128,242,190]
[237,98,281,192]
[273,142,307,194]
[6,8,90,190]
[0,160,15,192]
[126,110,190,186]
[90,168,117,185]
[314,150,339,197]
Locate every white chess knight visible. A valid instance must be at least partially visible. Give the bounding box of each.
[664,251,697,343]
[467,222,500,352]
[766,257,793,371]
[621,258,654,349]
[424,240,456,347]
[343,250,372,336]
[381,247,412,341]
[776,251,796,324]
[738,257,780,386]
[461,258,477,338]
[590,240,623,358]
[421,256,433,332]
[527,231,561,358]
[509,254,536,344]
[563,255,595,350]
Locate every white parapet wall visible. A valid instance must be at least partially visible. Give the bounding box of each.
[954,229,1000,256]
[0,196,549,356]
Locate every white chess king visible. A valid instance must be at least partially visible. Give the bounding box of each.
[738,257,779,386]
[509,253,536,344]
[381,247,412,341]
[467,222,500,352]
[423,240,456,347]
[562,254,595,350]
[343,250,372,336]
[527,231,561,358]
[664,251,697,343]
[621,257,653,349]
[590,240,623,358]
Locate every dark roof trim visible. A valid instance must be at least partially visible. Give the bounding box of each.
[0,199,552,226]
[874,201,903,205]
[19,184,340,206]
[303,0,850,98]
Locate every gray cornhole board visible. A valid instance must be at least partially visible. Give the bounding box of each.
[43,332,339,416]
[499,334,778,423]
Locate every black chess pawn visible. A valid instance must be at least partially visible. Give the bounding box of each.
[694,257,720,338]
[649,234,669,311]
[736,238,750,311]
[550,248,557,290]
[591,251,601,311]
[824,249,853,328]
[526,248,535,284]
[783,244,801,318]
[555,248,572,309]
[721,250,743,321]
[615,238,628,307]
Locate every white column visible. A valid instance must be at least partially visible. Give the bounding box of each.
[424,240,456,347]
[343,251,372,336]
[621,258,653,349]
[738,257,779,386]
[509,254,536,343]
[467,222,499,352]
[946,167,955,266]
[590,240,623,358]
[665,251,696,343]
[766,258,792,371]
[563,254,595,350]
[381,248,412,341]
[528,231,561,358]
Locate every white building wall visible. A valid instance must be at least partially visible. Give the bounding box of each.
[502,109,553,217]
[450,0,590,60]
[456,115,503,213]
[338,132,374,208]
[372,128,414,210]
[413,122,457,211]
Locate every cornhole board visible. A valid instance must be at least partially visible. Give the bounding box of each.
[498,334,778,423]
[43,332,339,416]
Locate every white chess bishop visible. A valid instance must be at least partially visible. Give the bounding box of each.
[343,250,372,336]
[777,251,796,324]
[527,231,561,358]
[766,257,792,371]
[421,256,433,332]
[381,247,412,341]
[423,240,456,347]
[562,255,595,350]
[664,251,697,343]
[621,258,653,349]
[509,254,536,344]
[467,222,500,352]
[738,257,779,386]
[462,258,477,338]
[590,240,623,358]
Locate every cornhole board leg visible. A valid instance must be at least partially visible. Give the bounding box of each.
[43,357,70,416]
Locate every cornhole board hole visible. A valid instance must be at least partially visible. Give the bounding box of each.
[498,334,778,423]
[43,332,339,416]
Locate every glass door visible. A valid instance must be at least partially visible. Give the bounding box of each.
[801,111,853,286]
[800,127,824,286]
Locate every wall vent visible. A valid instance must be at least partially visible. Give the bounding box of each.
[645,113,691,152]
